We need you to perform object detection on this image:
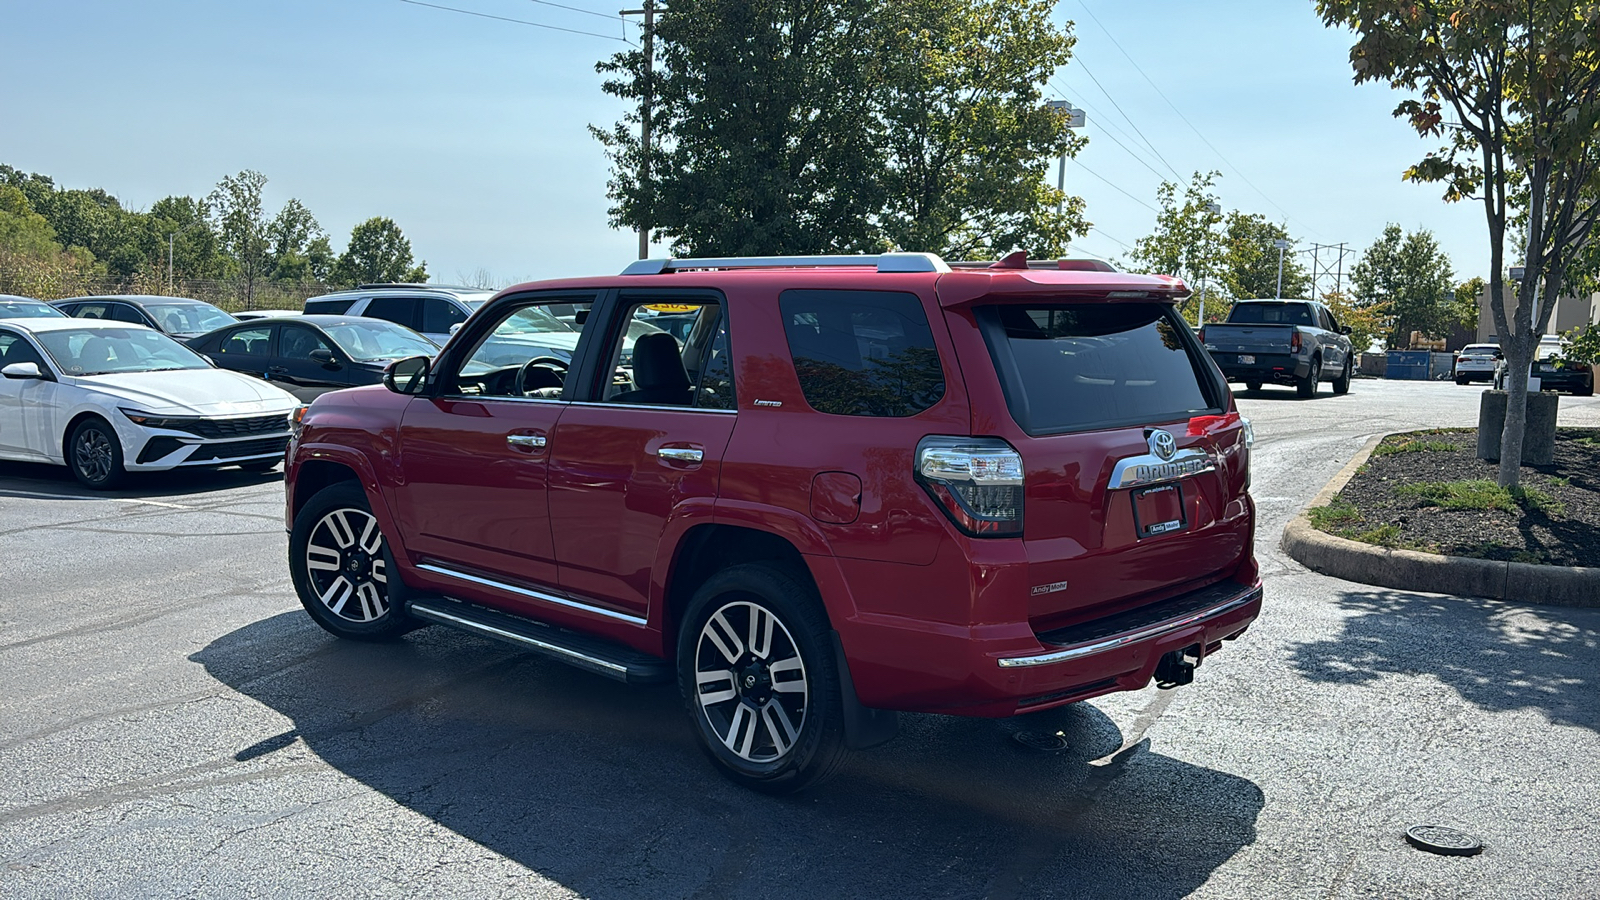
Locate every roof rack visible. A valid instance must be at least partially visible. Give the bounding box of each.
[620,252,951,276]
[353,283,487,291]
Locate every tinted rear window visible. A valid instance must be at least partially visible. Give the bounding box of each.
[978,303,1220,435]
[305,297,357,315]
[779,289,944,417]
[1226,303,1313,325]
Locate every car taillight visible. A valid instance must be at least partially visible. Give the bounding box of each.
[1290,331,1303,353]
[1197,326,1206,343]
[915,436,1024,537]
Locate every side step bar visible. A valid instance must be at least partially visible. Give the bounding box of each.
[406,597,672,685]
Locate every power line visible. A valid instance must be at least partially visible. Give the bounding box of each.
[1073,161,1159,214]
[1069,55,1185,182]
[1092,227,1133,250]
[397,0,634,43]
[526,0,623,21]
[1073,0,1319,238]
[1050,80,1168,183]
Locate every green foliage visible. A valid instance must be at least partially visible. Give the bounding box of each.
[208,170,272,301]
[1216,211,1308,300]
[1322,289,1386,353]
[331,217,427,287]
[1393,479,1557,514]
[1127,172,1227,320]
[1371,437,1457,457]
[1308,497,1362,531]
[1559,323,1600,366]
[1353,523,1402,547]
[0,185,63,259]
[1350,223,1468,348]
[592,0,1087,257]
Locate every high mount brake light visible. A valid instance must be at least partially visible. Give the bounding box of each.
[915,436,1024,537]
[1187,412,1240,437]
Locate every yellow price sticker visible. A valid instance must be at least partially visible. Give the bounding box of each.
[643,303,702,313]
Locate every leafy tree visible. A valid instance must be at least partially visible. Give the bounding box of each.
[1127,171,1227,322]
[266,198,326,282]
[148,195,224,282]
[1216,212,1308,301]
[1350,224,1468,348]
[331,217,427,287]
[592,0,1086,257]
[1316,1,1600,487]
[1323,289,1387,354]
[0,185,64,259]
[208,170,272,303]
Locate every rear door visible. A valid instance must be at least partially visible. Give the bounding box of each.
[959,301,1251,631]
[271,324,351,401]
[210,324,275,380]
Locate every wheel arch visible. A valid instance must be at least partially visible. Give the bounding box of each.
[60,410,113,459]
[663,523,823,653]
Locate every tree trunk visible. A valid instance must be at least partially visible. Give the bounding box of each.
[1496,337,1532,488]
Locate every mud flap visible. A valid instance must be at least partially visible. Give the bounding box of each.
[830,631,899,749]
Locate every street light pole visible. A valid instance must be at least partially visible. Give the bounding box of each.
[1198,201,1222,327]
[621,0,657,260]
[168,232,176,294]
[1045,100,1085,218]
[1274,238,1289,299]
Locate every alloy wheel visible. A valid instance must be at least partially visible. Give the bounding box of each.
[693,600,809,763]
[74,428,115,484]
[304,507,389,622]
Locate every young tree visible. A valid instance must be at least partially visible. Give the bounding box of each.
[331,217,427,287]
[1127,171,1227,321]
[1323,289,1388,355]
[208,171,272,304]
[1316,1,1600,487]
[147,195,224,282]
[1351,224,1468,348]
[266,198,326,283]
[1216,212,1309,301]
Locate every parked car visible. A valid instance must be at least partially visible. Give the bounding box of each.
[53,295,238,340]
[302,284,496,345]
[0,319,300,489]
[1453,343,1501,385]
[0,294,68,319]
[233,309,303,321]
[1200,298,1355,397]
[283,252,1261,792]
[1493,335,1595,395]
[188,315,441,402]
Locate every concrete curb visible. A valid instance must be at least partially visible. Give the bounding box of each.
[1280,433,1600,607]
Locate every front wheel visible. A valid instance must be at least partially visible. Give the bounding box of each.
[678,564,849,794]
[289,482,412,641]
[1296,357,1321,398]
[69,418,126,490]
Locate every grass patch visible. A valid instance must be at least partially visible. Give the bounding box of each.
[1393,479,1559,514]
[1309,498,1362,531]
[1372,438,1459,457]
[1353,523,1402,546]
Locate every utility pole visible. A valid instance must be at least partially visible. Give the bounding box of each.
[1044,100,1085,218]
[620,0,656,259]
[1197,201,1222,327]
[1306,241,1353,301]
[168,232,176,294]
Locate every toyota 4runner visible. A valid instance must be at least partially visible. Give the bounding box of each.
[284,252,1261,792]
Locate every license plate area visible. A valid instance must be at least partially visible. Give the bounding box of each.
[1238,354,1255,364]
[1133,483,1187,538]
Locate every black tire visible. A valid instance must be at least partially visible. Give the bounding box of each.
[68,417,126,490]
[1244,380,1262,392]
[1333,358,1352,395]
[289,482,412,641]
[677,563,848,794]
[238,459,281,473]
[1296,357,1321,398]
[1579,378,1595,397]
[1456,377,1469,386]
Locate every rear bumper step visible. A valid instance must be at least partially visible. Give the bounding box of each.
[407,597,671,684]
[998,580,1261,669]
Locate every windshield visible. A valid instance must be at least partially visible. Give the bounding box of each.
[145,302,236,334]
[0,300,66,318]
[37,327,211,376]
[324,321,439,360]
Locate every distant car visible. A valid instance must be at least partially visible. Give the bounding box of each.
[53,295,238,340]
[188,315,440,402]
[233,309,303,321]
[1200,298,1355,397]
[0,295,68,319]
[1493,335,1594,395]
[302,284,497,345]
[0,319,300,489]
[1453,343,1501,384]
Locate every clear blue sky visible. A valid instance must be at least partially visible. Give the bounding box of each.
[0,0,1488,290]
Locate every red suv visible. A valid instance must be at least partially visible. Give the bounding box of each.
[284,252,1260,792]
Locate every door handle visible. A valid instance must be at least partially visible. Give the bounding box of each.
[506,433,547,451]
[658,446,703,464]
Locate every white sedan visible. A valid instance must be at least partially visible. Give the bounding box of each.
[0,318,301,489]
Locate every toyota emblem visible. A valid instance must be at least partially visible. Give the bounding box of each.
[1148,429,1177,461]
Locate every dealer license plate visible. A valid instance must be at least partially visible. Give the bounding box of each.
[1238,354,1255,364]
[1133,483,1187,538]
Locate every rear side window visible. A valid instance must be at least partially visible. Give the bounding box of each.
[420,298,467,334]
[779,290,944,417]
[978,303,1220,435]
[363,296,420,330]
[305,297,357,315]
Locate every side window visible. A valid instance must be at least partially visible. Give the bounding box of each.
[279,326,332,361]
[599,301,726,409]
[420,298,468,334]
[450,299,590,399]
[108,303,148,325]
[74,302,112,320]
[779,290,945,417]
[218,326,271,356]
[0,331,47,369]
[362,296,419,331]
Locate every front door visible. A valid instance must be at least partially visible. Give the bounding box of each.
[547,295,736,620]
[390,292,602,615]
[0,330,56,460]
[272,324,351,401]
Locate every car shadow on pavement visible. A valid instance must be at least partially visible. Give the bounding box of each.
[1290,588,1600,733]
[194,612,1264,900]
[0,459,281,500]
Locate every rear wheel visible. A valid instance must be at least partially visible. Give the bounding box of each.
[68,418,126,490]
[1244,380,1262,392]
[1296,357,1321,399]
[289,482,412,641]
[678,564,848,794]
[1333,358,1352,395]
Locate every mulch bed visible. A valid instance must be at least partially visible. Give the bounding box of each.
[1312,428,1600,567]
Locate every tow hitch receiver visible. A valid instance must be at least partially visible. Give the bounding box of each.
[1154,645,1202,689]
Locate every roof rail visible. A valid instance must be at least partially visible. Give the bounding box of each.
[353,282,482,291]
[620,252,951,276]
[948,258,1118,272]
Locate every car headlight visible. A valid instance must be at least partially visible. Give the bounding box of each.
[120,408,197,429]
[290,405,310,440]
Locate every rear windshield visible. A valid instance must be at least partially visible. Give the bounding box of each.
[1226,303,1313,325]
[977,303,1221,435]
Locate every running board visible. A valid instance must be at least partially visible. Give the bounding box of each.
[406,597,671,685]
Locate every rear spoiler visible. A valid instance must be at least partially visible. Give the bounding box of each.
[934,269,1192,309]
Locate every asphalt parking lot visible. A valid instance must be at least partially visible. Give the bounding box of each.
[2,378,1598,899]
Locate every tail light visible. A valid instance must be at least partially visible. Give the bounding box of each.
[1290,331,1303,353]
[915,436,1024,537]
[1197,326,1206,343]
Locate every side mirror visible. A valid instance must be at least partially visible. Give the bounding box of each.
[308,348,341,368]
[1,362,45,380]
[448,322,463,336]
[1339,325,1352,335]
[383,355,431,395]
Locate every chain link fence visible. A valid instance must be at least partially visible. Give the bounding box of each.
[0,266,332,313]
